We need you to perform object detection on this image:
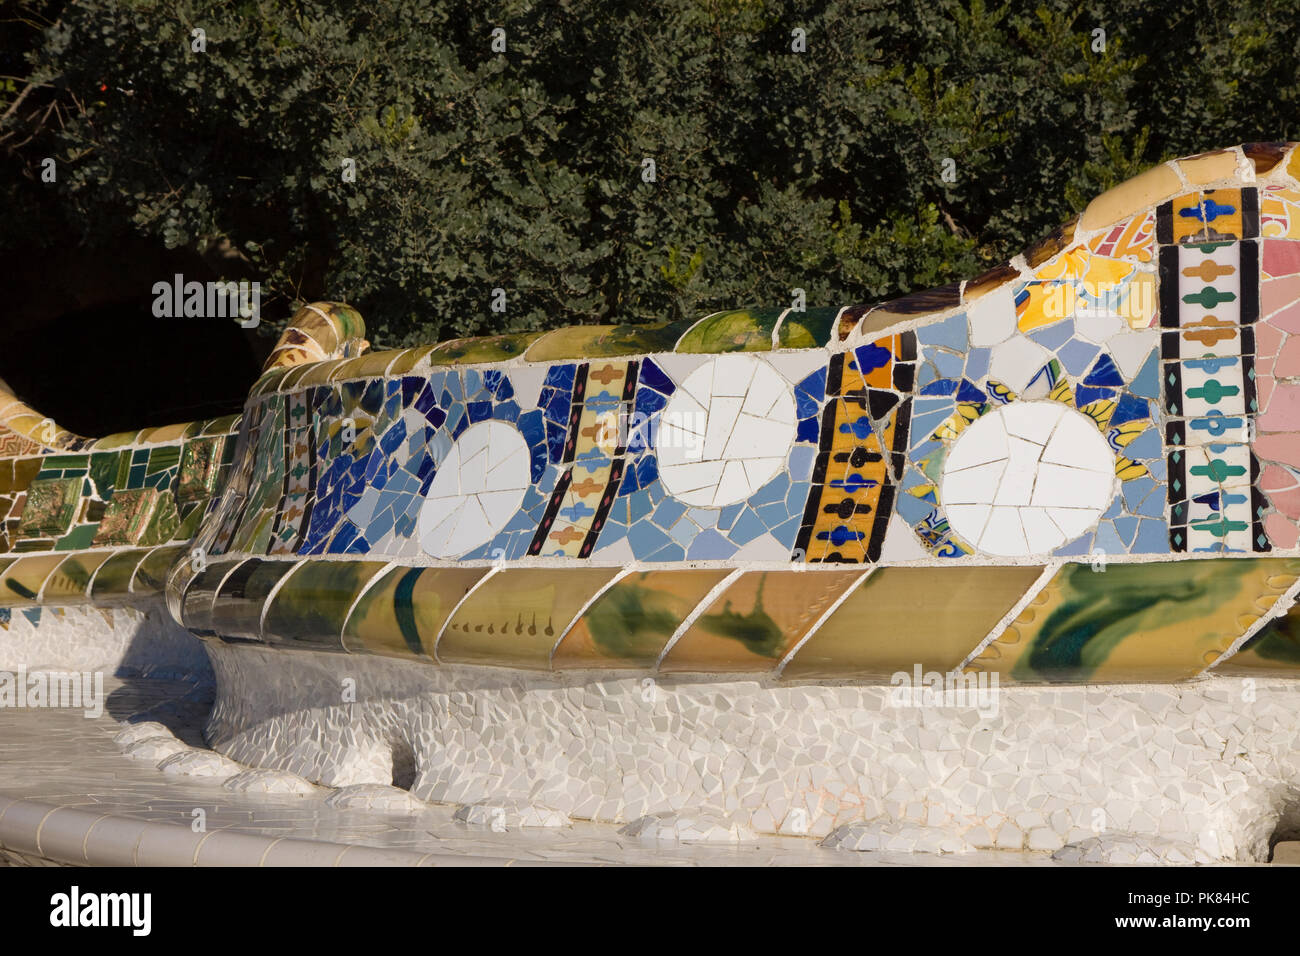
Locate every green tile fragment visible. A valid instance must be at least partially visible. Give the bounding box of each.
[676,309,783,353]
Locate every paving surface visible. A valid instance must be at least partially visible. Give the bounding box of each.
[0,677,1066,866]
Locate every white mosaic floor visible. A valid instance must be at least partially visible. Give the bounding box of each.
[0,677,1066,866]
[0,606,1295,866]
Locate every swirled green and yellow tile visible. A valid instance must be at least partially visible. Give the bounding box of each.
[180,559,246,633]
[527,321,696,361]
[261,559,389,650]
[783,566,1043,680]
[133,545,188,595]
[343,565,489,660]
[660,569,863,673]
[775,307,843,348]
[1210,606,1300,675]
[208,558,300,641]
[428,332,544,366]
[552,569,731,669]
[968,559,1300,682]
[676,309,783,353]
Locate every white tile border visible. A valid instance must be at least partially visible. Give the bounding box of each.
[0,800,443,867]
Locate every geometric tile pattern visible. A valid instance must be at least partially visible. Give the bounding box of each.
[1157,188,1267,552]
[528,361,636,558]
[795,337,913,562]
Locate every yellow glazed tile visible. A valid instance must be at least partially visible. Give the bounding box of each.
[277,364,318,393]
[137,422,190,444]
[967,559,1300,683]
[41,552,115,603]
[1178,149,1239,185]
[178,559,245,633]
[327,349,401,382]
[261,559,389,649]
[526,325,622,361]
[1261,189,1300,240]
[1214,607,1300,675]
[438,567,620,668]
[1121,272,1158,328]
[1079,163,1182,232]
[1166,189,1246,242]
[343,565,489,659]
[89,431,142,451]
[89,549,151,602]
[387,346,435,376]
[131,545,189,594]
[675,309,780,353]
[0,553,68,606]
[297,359,349,388]
[428,332,543,366]
[0,458,40,495]
[207,559,299,641]
[660,569,863,674]
[553,569,732,669]
[4,413,60,444]
[526,322,693,361]
[783,566,1042,680]
[1017,247,1134,333]
[1086,212,1156,264]
[251,367,292,397]
[201,414,241,436]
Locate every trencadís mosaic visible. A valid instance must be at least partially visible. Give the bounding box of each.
[5,143,1300,683]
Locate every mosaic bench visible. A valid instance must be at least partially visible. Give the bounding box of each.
[5,143,1300,684]
[5,145,1300,860]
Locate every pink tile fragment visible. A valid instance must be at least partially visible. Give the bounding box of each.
[1255,433,1300,469]
[1267,299,1300,334]
[1263,239,1300,278]
[1271,488,1300,519]
[1276,337,1300,377]
[1256,373,1275,414]
[1261,465,1300,518]
[1256,320,1284,362]
[1262,276,1300,321]
[1257,383,1300,431]
[1265,513,1300,549]
[1260,464,1299,493]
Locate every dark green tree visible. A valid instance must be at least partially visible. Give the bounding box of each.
[3,0,1299,348]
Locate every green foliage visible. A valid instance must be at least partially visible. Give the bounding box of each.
[3,0,1300,347]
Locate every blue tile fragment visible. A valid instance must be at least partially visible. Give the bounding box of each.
[1130,350,1160,398]
[730,508,767,545]
[1132,518,1169,553]
[915,312,967,350]
[1054,531,1095,556]
[1058,338,1100,376]
[1029,320,1073,351]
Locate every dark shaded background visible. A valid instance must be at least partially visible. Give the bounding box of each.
[2,0,1299,433]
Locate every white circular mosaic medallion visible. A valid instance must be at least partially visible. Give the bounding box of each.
[418,420,531,558]
[655,355,797,508]
[939,401,1116,557]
